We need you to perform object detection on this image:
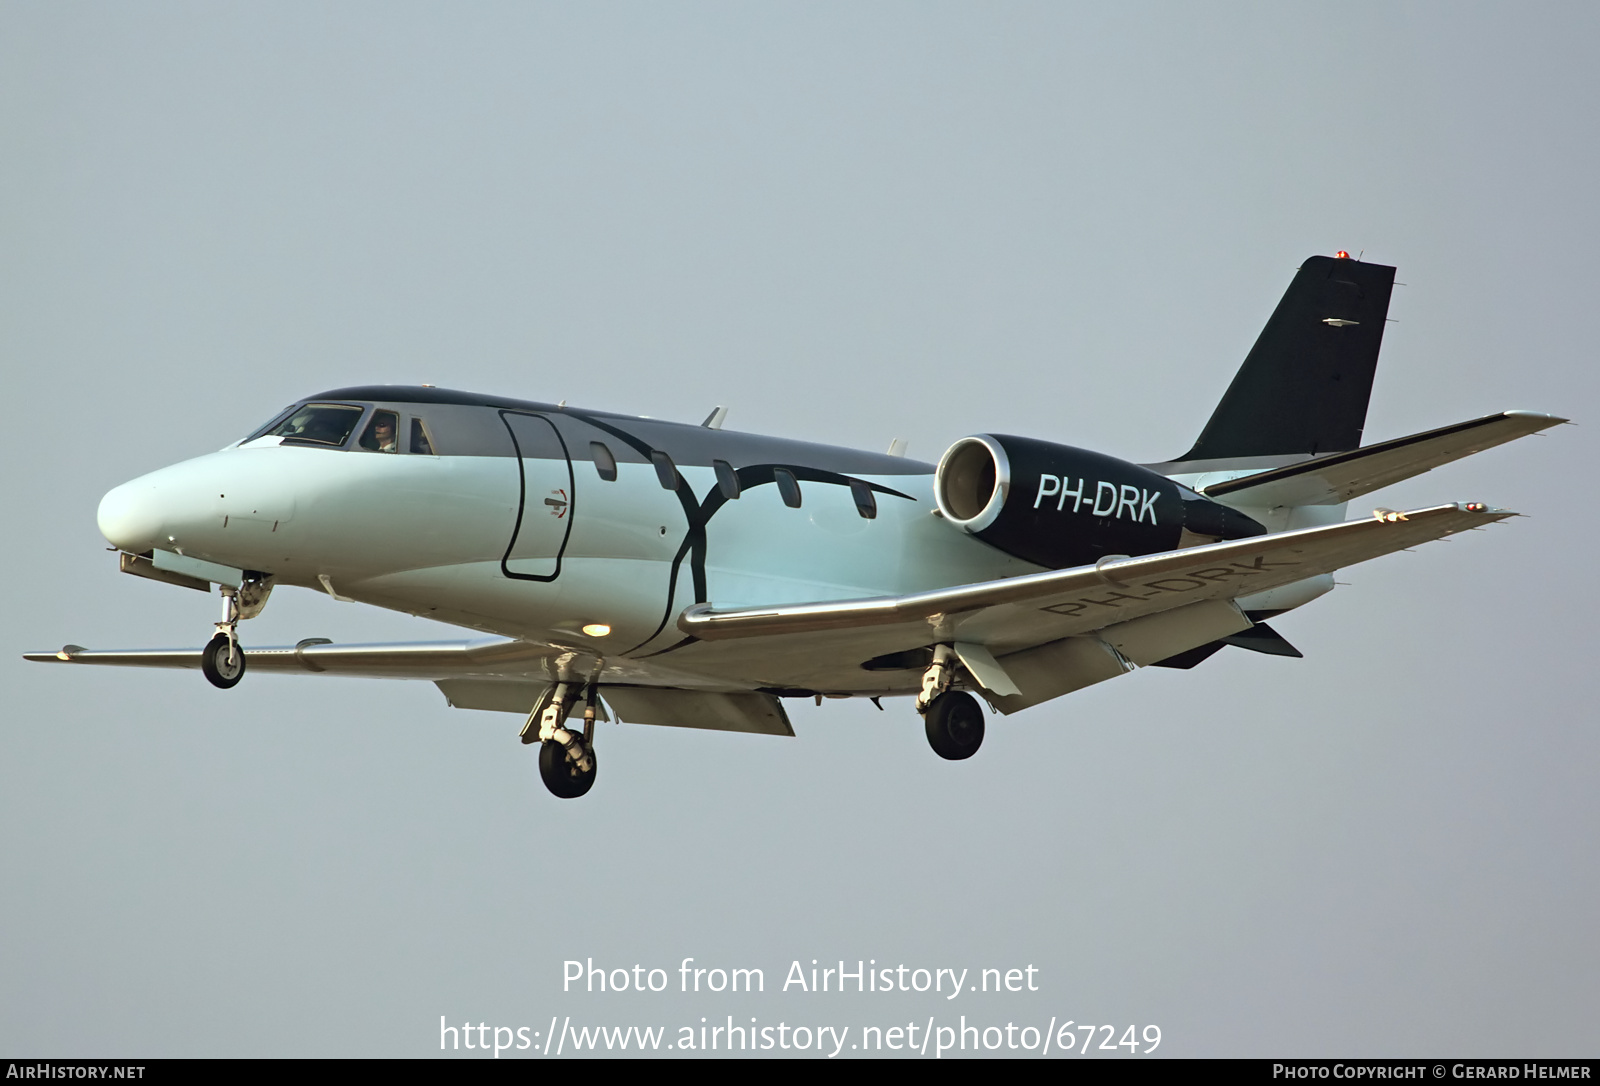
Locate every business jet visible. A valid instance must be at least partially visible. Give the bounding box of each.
[27,254,1563,798]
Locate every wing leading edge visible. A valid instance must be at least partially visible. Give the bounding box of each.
[678,502,1513,647]
[23,636,547,678]
[25,637,796,736]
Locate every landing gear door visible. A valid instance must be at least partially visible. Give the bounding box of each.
[500,411,576,582]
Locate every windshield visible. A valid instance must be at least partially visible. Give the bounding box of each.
[241,406,295,444]
[265,403,366,447]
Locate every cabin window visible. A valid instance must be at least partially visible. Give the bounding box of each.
[409,417,436,455]
[651,450,679,491]
[358,410,400,452]
[267,403,365,447]
[774,468,802,509]
[591,442,618,481]
[713,459,740,500]
[849,478,877,519]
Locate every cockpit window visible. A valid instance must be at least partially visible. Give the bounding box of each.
[358,410,400,452]
[242,406,296,444]
[409,417,435,455]
[267,403,365,447]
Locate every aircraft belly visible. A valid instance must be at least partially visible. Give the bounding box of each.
[350,557,679,647]
[647,629,936,696]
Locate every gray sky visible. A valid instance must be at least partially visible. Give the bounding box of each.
[2,2,1596,1057]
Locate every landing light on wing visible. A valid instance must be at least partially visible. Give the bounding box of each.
[581,624,612,638]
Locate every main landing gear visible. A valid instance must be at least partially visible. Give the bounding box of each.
[923,691,985,760]
[522,682,599,799]
[915,644,986,760]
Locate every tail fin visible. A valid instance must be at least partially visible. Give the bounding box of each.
[1178,255,1397,461]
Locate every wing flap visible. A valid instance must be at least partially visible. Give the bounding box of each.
[987,599,1252,713]
[432,679,791,735]
[601,687,795,736]
[1202,411,1565,507]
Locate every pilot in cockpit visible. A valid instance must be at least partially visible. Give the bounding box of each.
[359,411,398,453]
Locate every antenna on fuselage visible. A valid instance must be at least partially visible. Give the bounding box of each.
[701,406,728,429]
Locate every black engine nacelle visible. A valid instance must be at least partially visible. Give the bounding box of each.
[933,434,1266,570]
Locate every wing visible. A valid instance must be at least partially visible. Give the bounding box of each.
[24,636,551,677]
[680,502,1509,643]
[24,637,794,736]
[676,502,1513,708]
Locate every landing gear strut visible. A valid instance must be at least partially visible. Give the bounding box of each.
[522,682,598,798]
[198,576,271,690]
[201,590,244,689]
[916,644,985,759]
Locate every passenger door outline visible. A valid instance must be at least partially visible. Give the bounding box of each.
[500,410,576,582]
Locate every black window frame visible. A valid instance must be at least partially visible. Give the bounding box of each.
[408,416,437,455]
[774,468,802,509]
[650,450,679,491]
[713,459,740,500]
[849,478,878,519]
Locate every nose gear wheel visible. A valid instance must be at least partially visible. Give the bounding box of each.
[201,632,245,689]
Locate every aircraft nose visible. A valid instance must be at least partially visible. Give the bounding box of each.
[97,477,166,553]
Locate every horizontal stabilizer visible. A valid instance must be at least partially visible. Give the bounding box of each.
[1148,619,1300,670]
[1203,411,1566,507]
[1146,642,1225,670]
[1222,620,1302,657]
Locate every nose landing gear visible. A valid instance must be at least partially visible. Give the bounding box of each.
[198,575,272,690]
[201,590,244,689]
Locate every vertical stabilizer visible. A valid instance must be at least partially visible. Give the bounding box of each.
[1179,255,1397,461]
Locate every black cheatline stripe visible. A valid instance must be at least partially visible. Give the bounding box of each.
[634,465,918,659]
[562,414,705,654]
[635,636,700,660]
[563,412,916,658]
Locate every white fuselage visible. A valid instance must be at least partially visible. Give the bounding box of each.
[96,419,1039,694]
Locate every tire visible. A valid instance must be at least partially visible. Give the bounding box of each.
[201,633,246,689]
[924,691,984,760]
[539,739,597,798]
